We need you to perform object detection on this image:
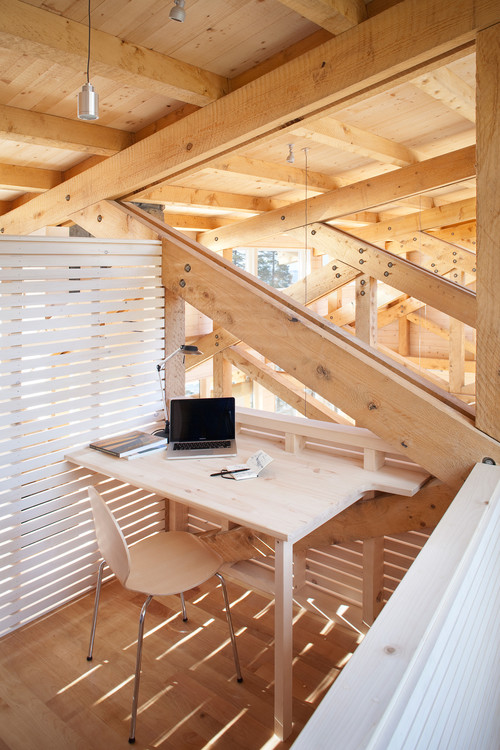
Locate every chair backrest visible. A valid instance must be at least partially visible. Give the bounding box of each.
[87,486,131,585]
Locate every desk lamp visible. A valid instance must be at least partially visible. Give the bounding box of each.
[155,344,203,438]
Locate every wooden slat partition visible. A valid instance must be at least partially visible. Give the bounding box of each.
[292,463,500,750]
[0,236,167,635]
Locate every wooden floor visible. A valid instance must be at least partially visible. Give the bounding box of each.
[0,578,362,750]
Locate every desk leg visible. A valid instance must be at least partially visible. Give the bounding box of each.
[274,539,294,740]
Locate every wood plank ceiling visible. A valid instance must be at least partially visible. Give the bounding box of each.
[0,0,493,431]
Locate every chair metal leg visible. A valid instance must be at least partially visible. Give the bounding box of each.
[180,592,188,621]
[215,572,243,682]
[87,560,105,661]
[129,595,153,744]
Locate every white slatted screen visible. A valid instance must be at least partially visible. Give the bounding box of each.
[0,237,166,635]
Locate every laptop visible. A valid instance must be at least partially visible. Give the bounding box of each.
[166,396,238,459]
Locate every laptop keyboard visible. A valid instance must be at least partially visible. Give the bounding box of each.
[173,440,231,451]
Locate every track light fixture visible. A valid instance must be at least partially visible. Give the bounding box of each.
[286,143,295,164]
[77,0,99,120]
[169,0,186,22]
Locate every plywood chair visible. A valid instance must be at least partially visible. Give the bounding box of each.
[86,486,242,743]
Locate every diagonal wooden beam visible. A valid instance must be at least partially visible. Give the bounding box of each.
[288,222,477,327]
[293,480,455,550]
[1,0,496,235]
[0,0,228,106]
[386,232,477,276]
[223,345,352,424]
[69,201,158,240]
[407,312,476,355]
[199,147,476,251]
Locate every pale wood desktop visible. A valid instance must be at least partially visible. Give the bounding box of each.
[66,409,428,740]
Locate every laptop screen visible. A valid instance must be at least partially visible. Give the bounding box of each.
[169,397,236,443]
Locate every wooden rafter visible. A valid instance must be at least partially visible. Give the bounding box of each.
[275,0,367,35]
[292,117,417,167]
[0,163,62,193]
[413,66,476,122]
[207,154,339,192]
[0,104,133,156]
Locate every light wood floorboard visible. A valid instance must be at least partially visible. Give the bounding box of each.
[0,579,361,749]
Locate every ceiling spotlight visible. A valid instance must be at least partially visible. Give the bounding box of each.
[77,0,99,120]
[286,143,295,164]
[169,0,186,22]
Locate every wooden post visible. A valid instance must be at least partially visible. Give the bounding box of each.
[449,311,465,396]
[213,351,232,396]
[362,447,385,624]
[355,276,377,346]
[398,316,411,357]
[357,274,384,626]
[476,23,500,442]
[162,240,186,406]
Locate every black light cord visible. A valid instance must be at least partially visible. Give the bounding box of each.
[86,0,91,83]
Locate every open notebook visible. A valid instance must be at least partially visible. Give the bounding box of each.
[166,396,237,459]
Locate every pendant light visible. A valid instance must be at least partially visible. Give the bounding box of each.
[169,0,186,22]
[77,0,99,120]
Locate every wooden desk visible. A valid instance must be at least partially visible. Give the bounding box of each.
[66,409,429,740]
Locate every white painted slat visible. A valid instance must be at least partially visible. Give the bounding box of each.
[0,307,164,335]
[0,237,160,255]
[0,277,162,295]
[0,340,165,372]
[0,288,164,315]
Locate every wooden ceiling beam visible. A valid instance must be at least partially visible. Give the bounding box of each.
[355,197,476,244]
[229,29,333,90]
[0,0,227,106]
[413,66,476,122]
[0,0,496,235]
[163,214,239,231]
[275,0,367,35]
[429,220,477,251]
[208,155,339,192]
[199,147,476,251]
[124,185,290,213]
[0,104,132,156]
[292,117,417,167]
[0,163,62,192]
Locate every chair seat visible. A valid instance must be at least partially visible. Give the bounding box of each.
[125,530,222,596]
